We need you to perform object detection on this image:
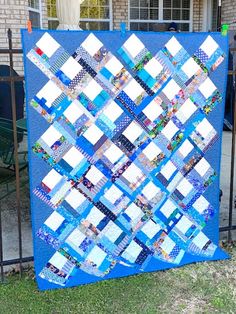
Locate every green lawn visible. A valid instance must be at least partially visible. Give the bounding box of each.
[0,244,235,314]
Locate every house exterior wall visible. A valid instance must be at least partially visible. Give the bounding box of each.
[221,0,236,30]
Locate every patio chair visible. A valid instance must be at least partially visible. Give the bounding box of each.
[0,65,24,120]
[0,118,28,201]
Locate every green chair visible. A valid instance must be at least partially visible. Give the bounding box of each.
[0,118,28,201]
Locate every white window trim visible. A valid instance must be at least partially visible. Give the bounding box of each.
[28,0,43,28]
[128,0,193,32]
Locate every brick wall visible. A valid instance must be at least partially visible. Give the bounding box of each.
[192,0,204,32]
[0,0,48,74]
[221,0,236,30]
[113,0,128,30]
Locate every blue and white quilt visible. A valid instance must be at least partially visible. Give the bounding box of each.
[22,30,228,290]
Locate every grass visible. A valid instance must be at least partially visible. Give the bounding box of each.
[0,244,235,314]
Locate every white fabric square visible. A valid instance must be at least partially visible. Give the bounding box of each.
[83,79,103,101]
[192,232,209,249]
[41,125,62,147]
[160,199,176,218]
[86,206,105,226]
[65,188,86,209]
[123,240,142,259]
[178,139,194,158]
[45,211,65,231]
[123,121,143,143]
[86,165,104,185]
[66,228,86,247]
[196,118,213,138]
[105,222,123,242]
[193,196,209,214]
[176,98,197,123]
[142,182,160,200]
[160,236,176,254]
[36,32,60,58]
[42,169,62,190]
[200,35,219,57]
[60,57,83,80]
[103,101,123,122]
[123,163,144,183]
[125,203,143,221]
[199,78,217,99]
[87,246,107,267]
[123,34,145,58]
[143,142,161,161]
[83,124,104,145]
[165,37,182,56]
[104,144,123,163]
[162,120,179,140]
[144,58,163,78]
[195,158,210,176]
[81,33,103,56]
[176,216,193,234]
[37,81,62,108]
[63,147,84,168]
[105,56,124,76]
[142,99,163,121]
[162,79,181,100]
[161,161,176,180]
[104,185,123,204]
[177,178,193,197]
[142,220,161,238]
[123,79,144,101]
[181,58,201,78]
[49,252,68,269]
[63,100,83,124]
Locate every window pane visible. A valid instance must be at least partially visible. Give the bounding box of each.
[47,0,57,18]
[163,9,172,20]
[48,20,59,30]
[140,8,148,19]
[182,9,189,20]
[163,0,171,8]
[172,9,180,20]
[28,0,39,9]
[80,21,109,30]
[140,0,148,8]
[130,22,140,30]
[100,6,109,18]
[150,9,158,20]
[130,0,139,6]
[29,10,40,28]
[130,8,139,19]
[88,7,100,18]
[81,7,89,18]
[182,0,190,8]
[173,0,181,8]
[99,0,109,5]
[150,0,159,7]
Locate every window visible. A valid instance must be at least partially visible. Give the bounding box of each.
[47,0,59,29]
[47,0,112,30]
[129,0,192,32]
[28,0,42,28]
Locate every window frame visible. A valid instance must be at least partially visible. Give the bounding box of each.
[128,0,193,32]
[28,0,43,29]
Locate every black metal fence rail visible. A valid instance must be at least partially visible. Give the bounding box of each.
[0,29,235,283]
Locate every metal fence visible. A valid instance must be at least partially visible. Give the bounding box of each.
[0,29,235,282]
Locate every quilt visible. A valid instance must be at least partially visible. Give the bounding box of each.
[22,30,229,290]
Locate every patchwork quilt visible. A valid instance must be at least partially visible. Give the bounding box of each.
[22,30,229,290]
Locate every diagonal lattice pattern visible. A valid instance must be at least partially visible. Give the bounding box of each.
[27,32,225,286]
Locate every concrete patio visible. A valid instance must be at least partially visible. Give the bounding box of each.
[0,131,235,265]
